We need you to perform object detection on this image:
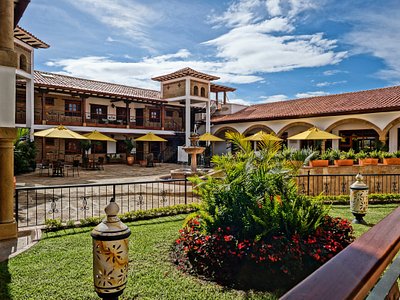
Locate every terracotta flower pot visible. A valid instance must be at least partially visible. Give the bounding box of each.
[126,156,134,165]
[358,158,378,166]
[334,159,354,166]
[309,160,329,167]
[383,158,400,165]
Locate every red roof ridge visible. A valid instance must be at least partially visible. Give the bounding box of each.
[250,85,400,107]
[34,70,160,95]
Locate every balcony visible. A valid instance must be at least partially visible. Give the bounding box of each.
[31,109,184,131]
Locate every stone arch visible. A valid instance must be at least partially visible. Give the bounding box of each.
[243,124,275,136]
[326,118,383,139]
[277,122,314,137]
[19,54,28,72]
[382,116,400,140]
[200,87,206,97]
[214,126,239,139]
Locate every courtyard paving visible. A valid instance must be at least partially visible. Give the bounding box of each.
[16,163,185,187]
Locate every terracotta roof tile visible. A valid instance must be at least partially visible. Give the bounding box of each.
[34,71,162,102]
[152,67,220,82]
[212,85,400,124]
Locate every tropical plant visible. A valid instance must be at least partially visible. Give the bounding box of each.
[124,138,136,156]
[368,150,381,159]
[380,151,394,159]
[356,150,368,160]
[174,136,353,290]
[14,128,37,175]
[344,149,356,160]
[328,149,341,161]
[393,151,400,158]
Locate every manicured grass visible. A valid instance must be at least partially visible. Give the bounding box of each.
[0,215,278,300]
[330,204,399,237]
[0,204,397,300]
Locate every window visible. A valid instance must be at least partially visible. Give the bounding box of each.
[200,87,206,97]
[19,54,28,72]
[193,86,199,96]
[45,97,54,106]
[166,110,173,117]
[149,109,160,122]
[90,104,107,120]
[117,140,127,153]
[65,100,81,117]
[65,140,81,154]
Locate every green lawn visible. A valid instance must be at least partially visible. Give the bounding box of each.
[0,204,398,300]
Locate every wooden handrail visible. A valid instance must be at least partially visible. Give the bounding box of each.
[281,206,400,300]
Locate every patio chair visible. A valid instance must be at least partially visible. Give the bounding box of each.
[96,157,104,170]
[146,153,154,167]
[39,160,51,176]
[66,159,80,177]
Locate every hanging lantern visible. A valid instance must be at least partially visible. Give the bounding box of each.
[91,198,131,299]
[349,173,369,225]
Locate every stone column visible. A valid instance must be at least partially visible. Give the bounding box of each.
[0,0,18,240]
[185,78,191,147]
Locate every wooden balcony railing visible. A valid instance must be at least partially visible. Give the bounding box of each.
[281,206,400,300]
[32,109,184,131]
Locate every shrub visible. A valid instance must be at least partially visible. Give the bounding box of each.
[173,133,354,291]
[44,218,63,231]
[173,215,354,291]
[14,128,37,175]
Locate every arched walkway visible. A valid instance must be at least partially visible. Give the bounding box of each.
[214,126,239,139]
[277,122,314,137]
[382,116,400,139]
[243,124,275,136]
[326,118,383,137]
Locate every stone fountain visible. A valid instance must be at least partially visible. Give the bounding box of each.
[183,135,205,174]
[167,134,206,179]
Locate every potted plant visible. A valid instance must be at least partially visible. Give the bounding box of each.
[334,149,355,166]
[124,138,136,165]
[357,150,379,166]
[309,151,329,167]
[381,152,400,165]
[285,148,313,169]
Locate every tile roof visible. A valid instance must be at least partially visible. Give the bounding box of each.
[14,26,50,49]
[34,71,162,103]
[212,85,400,124]
[152,67,220,82]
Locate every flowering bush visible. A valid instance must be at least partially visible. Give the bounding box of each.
[172,132,354,291]
[172,216,354,290]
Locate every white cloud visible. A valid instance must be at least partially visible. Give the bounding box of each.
[296,91,330,98]
[344,4,400,81]
[266,0,282,16]
[66,0,161,51]
[323,69,347,76]
[228,98,252,106]
[205,1,346,76]
[315,80,346,87]
[259,94,289,102]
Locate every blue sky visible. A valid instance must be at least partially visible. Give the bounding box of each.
[20,0,400,105]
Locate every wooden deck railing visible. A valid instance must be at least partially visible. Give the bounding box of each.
[281,206,400,300]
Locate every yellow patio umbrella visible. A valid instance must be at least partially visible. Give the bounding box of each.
[135,133,167,163]
[34,125,89,140]
[198,132,224,142]
[83,130,116,142]
[34,125,88,160]
[83,131,116,165]
[287,127,341,140]
[287,127,340,152]
[244,130,282,151]
[244,131,282,141]
[135,132,167,142]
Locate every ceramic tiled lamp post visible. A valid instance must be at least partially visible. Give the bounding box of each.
[350,173,369,225]
[91,198,131,299]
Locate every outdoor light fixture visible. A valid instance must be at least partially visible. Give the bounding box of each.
[91,198,131,300]
[349,173,369,225]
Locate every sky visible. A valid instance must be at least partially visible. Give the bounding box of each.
[20,0,400,105]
